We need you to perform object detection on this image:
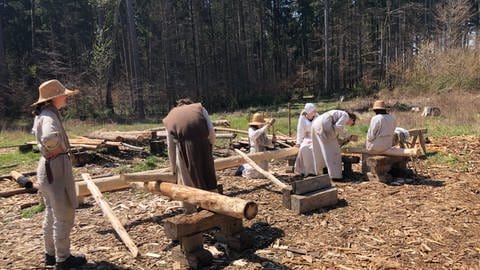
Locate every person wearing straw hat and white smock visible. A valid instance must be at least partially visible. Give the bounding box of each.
[31,80,87,269]
[241,112,275,179]
[311,110,357,181]
[294,103,318,176]
[366,100,397,153]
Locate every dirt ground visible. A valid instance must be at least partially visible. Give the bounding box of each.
[0,136,479,270]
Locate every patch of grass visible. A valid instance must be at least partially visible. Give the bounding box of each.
[428,152,460,166]
[0,151,40,175]
[21,203,45,218]
[131,155,164,172]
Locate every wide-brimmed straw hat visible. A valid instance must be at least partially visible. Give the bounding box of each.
[249,112,267,126]
[31,80,79,106]
[372,100,386,110]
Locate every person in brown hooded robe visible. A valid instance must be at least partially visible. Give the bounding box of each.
[162,98,217,212]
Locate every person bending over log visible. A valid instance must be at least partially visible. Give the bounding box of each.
[31,80,87,269]
[163,98,217,213]
[237,112,275,179]
[294,103,319,177]
[366,100,397,153]
[311,110,357,181]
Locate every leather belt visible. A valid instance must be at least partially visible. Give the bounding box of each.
[44,152,69,184]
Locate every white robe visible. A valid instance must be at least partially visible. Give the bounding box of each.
[242,126,272,179]
[366,114,396,153]
[294,114,317,176]
[311,110,351,179]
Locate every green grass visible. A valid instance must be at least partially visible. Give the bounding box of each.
[21,204,45,218]
[118,155,166,174]
[0,150,40,175]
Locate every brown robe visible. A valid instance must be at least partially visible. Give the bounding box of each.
[163,103,217,190]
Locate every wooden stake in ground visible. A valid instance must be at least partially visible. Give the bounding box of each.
[233,149,288,190]
[81,173,139,257]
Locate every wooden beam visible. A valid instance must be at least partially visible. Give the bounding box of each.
[214,127,248,135]
[342,147,419,157]
[145,182,258,220]
[121,172,176,183]
[290,188,338,214]
[163,210,239,240]
[233,149,288,190]
[215,147,298,171]
[81,173,139,257]
[291,175,331,195]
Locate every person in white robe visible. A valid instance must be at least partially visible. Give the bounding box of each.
[294,103,318,176]
[311,110,357,180]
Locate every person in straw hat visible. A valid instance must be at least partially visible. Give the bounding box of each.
[366,100,397,153]
[31,80,87,269]
[311,109,357,181]
[294,103,319,177]
[239,112,275,179]
[162,98,217,213]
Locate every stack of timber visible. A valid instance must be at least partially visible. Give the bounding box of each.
[282,175,338,214]
[87,130,150,143]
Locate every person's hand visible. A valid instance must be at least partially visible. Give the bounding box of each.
[272,134,277,143]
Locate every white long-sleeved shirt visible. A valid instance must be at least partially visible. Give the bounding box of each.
[366,113,396,152]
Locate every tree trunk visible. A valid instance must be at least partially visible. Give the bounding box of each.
[124,0,145,119]
[0,6,9,118]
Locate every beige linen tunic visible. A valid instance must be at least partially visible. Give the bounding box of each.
[366,114,396,153]
[242,126,272,179]
[32,105,76,261]
[311,110,351,179]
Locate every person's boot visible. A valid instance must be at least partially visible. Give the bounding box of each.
[55,255,87,270]
[45,253,56,266]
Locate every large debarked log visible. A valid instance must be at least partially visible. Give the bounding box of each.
[145,181,258,220]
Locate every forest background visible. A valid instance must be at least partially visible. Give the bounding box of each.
[0,0,479,121]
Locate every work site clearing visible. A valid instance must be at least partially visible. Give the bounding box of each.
[0,135,479,269]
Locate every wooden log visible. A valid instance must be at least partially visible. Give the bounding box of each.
[81,174,139,257]
[145,182,258,220]
[215,147,298,171]
[10,171,34,188]
[0,170,36,180]
[342,147,419,157]
[0,185,38,197]
[233,149,289,190]
[212,119,230,127]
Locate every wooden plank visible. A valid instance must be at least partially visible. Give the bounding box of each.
[81,173,139,257]
[0,186,38,197]
[291,175,331,195]
[121,172,177,183]
[164,210,240,240]
[290,187,338,214]
[233,149,288,190]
